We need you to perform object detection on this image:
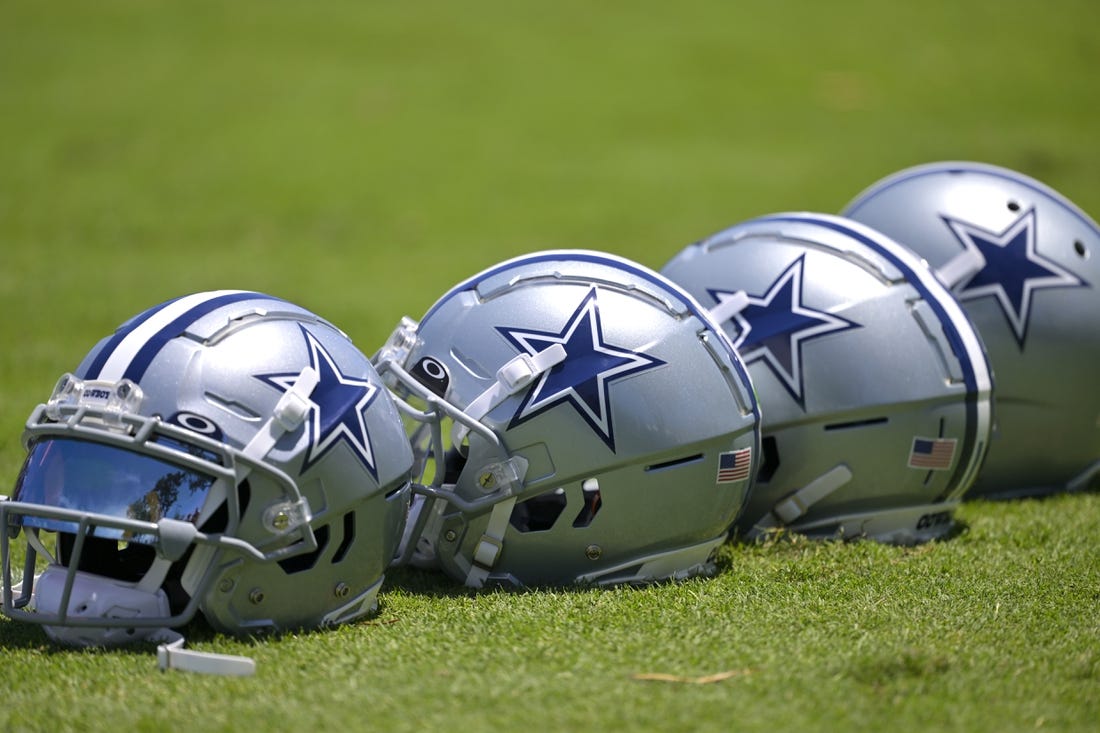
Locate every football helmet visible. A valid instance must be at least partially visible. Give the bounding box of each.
[843,162,1100,497]
[661,213,993,543]
[373,250,761,588]
[2,291,414,649]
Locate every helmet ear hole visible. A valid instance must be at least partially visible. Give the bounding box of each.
[443,446,467,484]
[277,524,330,574]
[509,489,567,533]
[410,356,451,397]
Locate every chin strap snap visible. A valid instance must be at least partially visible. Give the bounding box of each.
[154,629,256,676]
[240,365,320,475]
[462,456,529,588]
[451,345,566,447]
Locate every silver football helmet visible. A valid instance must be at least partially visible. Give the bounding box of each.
[843,162,1100,497]
[661,213,993,543]
[374,250,761,588]
[2,291,414,649]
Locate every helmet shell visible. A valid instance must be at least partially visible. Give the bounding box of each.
[844,162,1100,496]
[662,213,993,542]
[5,291,413,640]
[379,251,760,586]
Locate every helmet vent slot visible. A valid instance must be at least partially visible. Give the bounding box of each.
[331,512,355,564]
[572,479,602,528]
[509,489,567,533]
[1075,239,1089,259]
[823,416,888,431]
[756,436,780,484]
[644,453,703,472]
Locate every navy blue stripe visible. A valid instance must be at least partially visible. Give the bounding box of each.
[420,250,760,417]
[83,291,277,382]
[82,294,190,379]
[119,292,277,383]
[754,214,987,500]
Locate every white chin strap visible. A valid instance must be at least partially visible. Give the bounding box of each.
[748,464,853,538]
[9,366,324,675]
[708,290,750,326]
[450,344,567,446]
[934,248,987,289]
[154,630,255,676]
[30,566,254,676]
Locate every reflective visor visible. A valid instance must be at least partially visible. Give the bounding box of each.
[11,437,216,541]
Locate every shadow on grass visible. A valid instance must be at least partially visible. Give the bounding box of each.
[0,610,266,658]
[382,563,588,599]
[0,511,987,656]
[724,516,971,551]
[386,514,977,599]
[848,646,954,687]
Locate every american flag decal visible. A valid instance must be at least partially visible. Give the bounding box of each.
[907,437,957,470]
[716,448,752,483]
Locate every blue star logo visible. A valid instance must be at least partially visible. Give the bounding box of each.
[708,255,859,407]
[943,208,1087,348]
[497,287,665,452]
[257,326,380,478]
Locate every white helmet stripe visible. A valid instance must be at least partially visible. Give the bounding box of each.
[89,290,260,383]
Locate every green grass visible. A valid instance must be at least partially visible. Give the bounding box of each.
[1,1,1099,731]
[2,497,1098,732]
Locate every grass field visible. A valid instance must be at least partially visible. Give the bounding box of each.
[1,1,1098,731]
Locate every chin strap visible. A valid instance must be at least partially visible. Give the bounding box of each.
[749,464,853,538]
[451,345,566,447]
[240,365,320,473]
[708,290,750,326]
[934,247,987,289]
[153,629,256,676]
[465,495,518,588]
[462,456,529,588]
[150,367,321,675]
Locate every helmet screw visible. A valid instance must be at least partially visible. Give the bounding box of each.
[271,511,290,531]
[217,578,235,593]
[443,529,458,542]
[585,544,602,561]
[334,582,350,599]
[117,383,130,398]
[248,588,265,604]
[478,472,496,489]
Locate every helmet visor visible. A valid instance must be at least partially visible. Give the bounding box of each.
[10,437,217,542]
